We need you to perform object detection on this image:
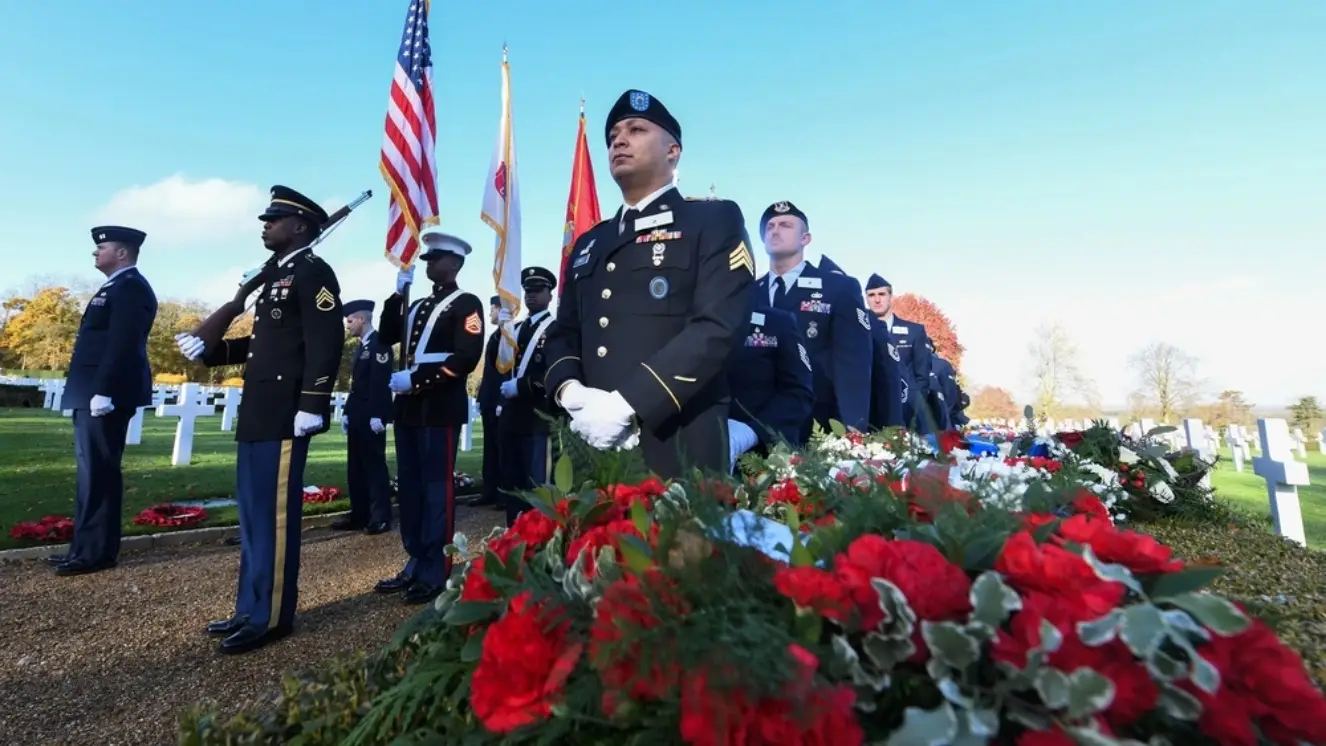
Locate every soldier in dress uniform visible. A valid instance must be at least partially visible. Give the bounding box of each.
[727,287,814,463]
[50,226,158,576]
[863,273,939,432]
[373,228,485,604]
[496,266,558,525]
[332,299,393,534]
[543,89,755,478]
[757,201,872,439]
[464,296,505,509]
[174,185,344,654]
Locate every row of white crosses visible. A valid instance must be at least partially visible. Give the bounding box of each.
[10,377,478,466]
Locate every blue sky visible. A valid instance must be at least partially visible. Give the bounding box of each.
[1,1,1322,409]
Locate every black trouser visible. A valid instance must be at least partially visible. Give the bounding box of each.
[498,427,552,526]
[346,423,392,526]
[480,410,501,504]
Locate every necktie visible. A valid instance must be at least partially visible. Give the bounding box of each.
[620,208,641,235]
[772,276,787,307]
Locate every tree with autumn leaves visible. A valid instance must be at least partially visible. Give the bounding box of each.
[891,293,964,371]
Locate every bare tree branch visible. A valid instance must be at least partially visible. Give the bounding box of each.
[1127,342,1203,422]
[1023,322,1099,418]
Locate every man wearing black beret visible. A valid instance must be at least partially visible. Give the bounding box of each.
[543,89,755,478]
[495,266,557,525]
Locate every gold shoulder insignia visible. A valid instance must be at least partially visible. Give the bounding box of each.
[315,287,336,312]
[728,241,755,276]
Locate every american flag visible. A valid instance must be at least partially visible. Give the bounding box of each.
[379,0,439,268]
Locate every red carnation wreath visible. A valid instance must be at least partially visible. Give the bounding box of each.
[132,503,208,528]
[9,515,74,542]
[302,486,342,504]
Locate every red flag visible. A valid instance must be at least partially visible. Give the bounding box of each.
[558,102,601,292]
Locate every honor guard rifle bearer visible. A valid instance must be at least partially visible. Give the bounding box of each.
[497,266,557,525]
[466,295,505,509]
[51,226,158,577]
[174,185,344,655]
[864,274,939,432]
[374,228,485,605]
[727,285,814,464]
[758,201,872,439]
[333,299,393,534]
[543,89,756,478]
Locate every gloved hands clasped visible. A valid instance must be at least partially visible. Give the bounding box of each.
[559,380,638,450]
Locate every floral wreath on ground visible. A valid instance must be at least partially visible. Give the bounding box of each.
[188,419,1325,746]
[9,515,73,542]
[302,486,342,504]
[132,503,208,528]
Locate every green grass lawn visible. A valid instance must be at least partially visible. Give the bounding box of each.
[1208,446,1326,548]
[0,407,485,550]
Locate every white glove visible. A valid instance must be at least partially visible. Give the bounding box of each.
[499,380,518,399]
[294,411,324,437]
[174,333,205,361]
[557,380,615,413]
[389,370,414,393]
[396,266,414,294]
[369,417,385,434]
[497,308,512,324]
[341,417,348,434]
[495,405,503,417]
[90,395,114,417]
[569,391,636,450]
[728,419,759,466]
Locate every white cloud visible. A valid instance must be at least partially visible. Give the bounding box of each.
[91,174,267,247]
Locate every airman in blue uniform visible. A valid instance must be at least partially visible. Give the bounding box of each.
[52,226,157,577]
[929,344,968,428]
[332,299,393,534]
[727,289,814,462]
[466,296,505,510]
[175,185,345,654]
[496,267,558,524]
[757,201,872,439]
[864,273,938,432]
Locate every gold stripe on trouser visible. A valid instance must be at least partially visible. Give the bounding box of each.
[270,440,293,625]
[543,436,553,486]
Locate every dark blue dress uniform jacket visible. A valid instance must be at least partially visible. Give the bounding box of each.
[477,330,502,416]
[377,283,486,427]
[65,267,157,410]
[869,322,909,429]
[728,299,814,447]
[762,262,872,432]
[202,249,344,441]
[887,316,934,400]
[344,332,394,424]
[543,188,755,475]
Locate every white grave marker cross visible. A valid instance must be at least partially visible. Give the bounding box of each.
[156,382,215,466]
[1225,424,1244,473]
[1251,418,1309,547]
[220,386,242,431]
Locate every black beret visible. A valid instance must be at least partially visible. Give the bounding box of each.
[866,274,891,290]
[259,185,330,226]
[91,225,146,249]
[342,299,375,316]
[489,295,501,306]
[759,201,808,235]
[605,89,681,147]
[521,266,556,291]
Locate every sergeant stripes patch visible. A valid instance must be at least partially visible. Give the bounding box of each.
[728,241,755,276]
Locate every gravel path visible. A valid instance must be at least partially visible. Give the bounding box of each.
[0,507,506,746]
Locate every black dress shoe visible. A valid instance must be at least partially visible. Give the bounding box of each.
[205,615,249,638]
[461,494,496,507]
[218,624,292,655]
[402,582,441,605]
[363,522,391,535]
[374,573,413,594]
[43,553,68,566]
[55,558,117,576]
[329,518,364,531]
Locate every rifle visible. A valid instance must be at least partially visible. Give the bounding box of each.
[191,190,374,350]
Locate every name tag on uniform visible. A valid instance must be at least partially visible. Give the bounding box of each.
[634,211,674,232]
[750,311,765,326]
[797,277,822,289]
[892,326,909,334]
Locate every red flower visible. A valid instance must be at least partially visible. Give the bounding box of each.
[936,429,965,455]
[471,591,582,733]
[507,508,559,549]
[1183,618,1326,746]
[773,566,854,623]
[564,518,645,579]
[1055,431,1085,449]
[599,477,668,512]
[1070,491,1111,520]
[996,532,1125,624]
[768,478,803,507]
[10,515,74,542]
[461,533,527,603]
[1054,514,1184,575]
[590,571,690,704]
